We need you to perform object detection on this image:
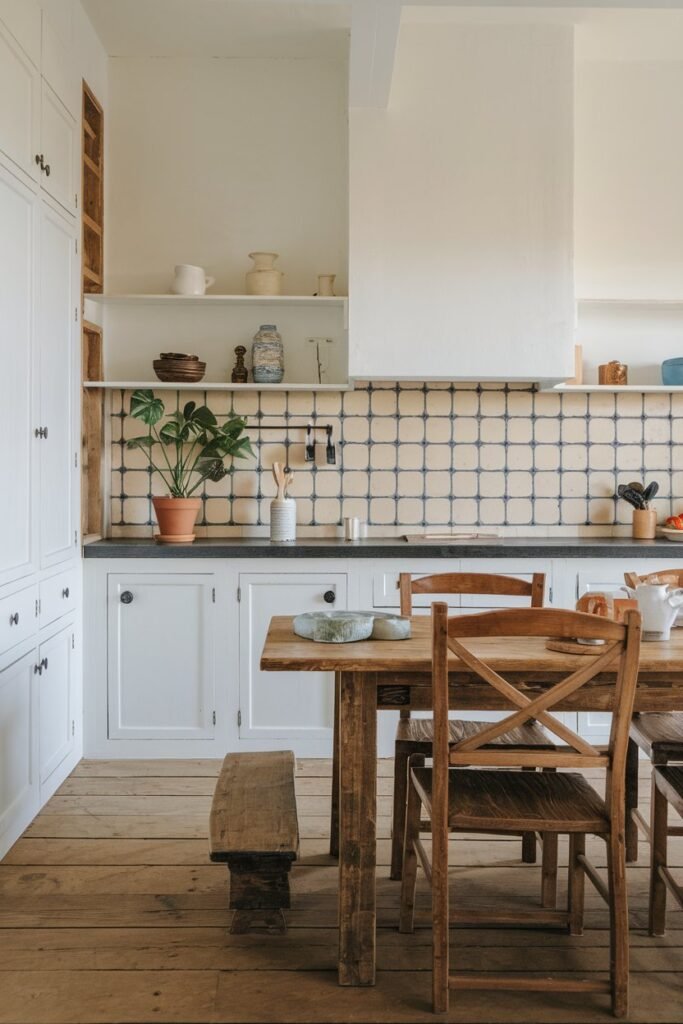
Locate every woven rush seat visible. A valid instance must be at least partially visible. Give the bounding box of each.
[396,716,555,750]
[411,766,609,834]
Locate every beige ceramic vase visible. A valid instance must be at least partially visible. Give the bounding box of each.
[246,252,283,296]
[152,496,202,543]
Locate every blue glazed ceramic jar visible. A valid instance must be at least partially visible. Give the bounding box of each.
[662,358,683,385]
[252,324,284,384]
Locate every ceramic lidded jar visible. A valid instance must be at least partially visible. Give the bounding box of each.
[246,252,283,296]
[252,324,284,384]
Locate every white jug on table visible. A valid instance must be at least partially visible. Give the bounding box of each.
[622,583,683,641]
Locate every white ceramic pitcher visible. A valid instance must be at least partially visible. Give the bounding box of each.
[172,264,215,295]
[622,583,683,641]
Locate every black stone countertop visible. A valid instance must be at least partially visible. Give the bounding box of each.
[83,536,683,559]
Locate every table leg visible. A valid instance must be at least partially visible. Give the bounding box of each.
[338,670,377,986]
[329,672,340,858]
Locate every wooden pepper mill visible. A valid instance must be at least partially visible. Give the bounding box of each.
[231,345,248,383]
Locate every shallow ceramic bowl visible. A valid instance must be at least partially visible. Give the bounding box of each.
[293,612,374,644]
[358,611,412,640]
[659,528,683,543]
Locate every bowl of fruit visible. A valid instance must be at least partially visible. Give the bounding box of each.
[661,514,683,542]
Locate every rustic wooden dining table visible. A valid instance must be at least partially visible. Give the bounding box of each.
[260,614,683,988]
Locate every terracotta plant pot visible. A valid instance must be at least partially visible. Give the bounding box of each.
[152,496,201,543]
[632,509,657,540]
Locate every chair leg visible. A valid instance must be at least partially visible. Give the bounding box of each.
[399,777,422,935]
[625,737,639,862]
[521,766,537,863]
[329,672,340,859]
[391,750,425,880]
[649,774,668,937]
[607,829,629,1018]
[568,833,585,936]
[541,832,559,909]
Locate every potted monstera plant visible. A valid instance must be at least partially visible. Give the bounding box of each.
[126,389,253,542]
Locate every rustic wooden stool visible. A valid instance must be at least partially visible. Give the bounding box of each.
[209,750,299,934]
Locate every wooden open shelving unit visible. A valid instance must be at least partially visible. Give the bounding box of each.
[81,80,105,540]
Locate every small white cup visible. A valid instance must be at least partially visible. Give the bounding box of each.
[172,264,215,296]
[344,517,361,541]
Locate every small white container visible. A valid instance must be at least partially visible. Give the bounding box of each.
[270,498,296,542]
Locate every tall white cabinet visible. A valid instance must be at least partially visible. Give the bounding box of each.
[0,0,87,859]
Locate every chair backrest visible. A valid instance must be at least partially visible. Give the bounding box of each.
[398,572,545,720]
[399,571,545,616]
[429,604,642,830]
[625,568,683,589]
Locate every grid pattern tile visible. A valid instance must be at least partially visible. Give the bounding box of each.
[110,383,683,530]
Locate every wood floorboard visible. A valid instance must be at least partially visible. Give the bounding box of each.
[1,757,681,1024]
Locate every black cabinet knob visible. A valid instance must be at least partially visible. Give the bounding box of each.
[323,590,336,604]
[120,591,134,604]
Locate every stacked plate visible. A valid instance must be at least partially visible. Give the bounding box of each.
[153,352,206,382]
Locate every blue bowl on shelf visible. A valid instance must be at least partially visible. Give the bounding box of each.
[662,358,683,385]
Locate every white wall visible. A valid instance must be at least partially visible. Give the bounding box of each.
[105,56,348,296]
[349,21,575,382]
[575,59,683,301]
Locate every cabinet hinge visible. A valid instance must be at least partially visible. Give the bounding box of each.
[237,710,241,728]
[72,633,75,650]
[75,193,78,209]
[35,598,39,617]
[212,587,216,603]
[548,586,553,604]
[575,577,580,601]
[71,720,75,736]
[237,586,241,602]
[212,710,216,726]
[74,237,78,255]
[74,306,78,322]
[74,451,78,469]
[74,530,78,546]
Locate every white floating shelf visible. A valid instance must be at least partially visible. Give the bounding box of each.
[83,380,352,392]
[577,297,683,307]
[539,383,683,394]
[83,293,347,308]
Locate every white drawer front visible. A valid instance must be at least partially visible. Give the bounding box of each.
[40,567,77,628]
[0,584,37,655]
[372,571,462,610]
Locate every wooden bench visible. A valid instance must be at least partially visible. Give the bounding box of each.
[209,750,299,934]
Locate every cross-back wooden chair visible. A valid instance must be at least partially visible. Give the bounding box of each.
[399,603,641,1017]
[390,571,553,886]
[648,765,683,936]
[623,570,683,862]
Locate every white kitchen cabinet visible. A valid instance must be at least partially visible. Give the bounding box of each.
[37,620,74,784]
[238,573,348,743]
[0,16,40,187]
[0,648,38,849]
[39,79,76,216]
[38,201,76,569]
[0,164,36,588]
[107,573,215,741]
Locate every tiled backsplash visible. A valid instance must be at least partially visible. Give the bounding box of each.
[109,382,683,535]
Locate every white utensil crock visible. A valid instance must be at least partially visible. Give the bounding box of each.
[270,498,296,543]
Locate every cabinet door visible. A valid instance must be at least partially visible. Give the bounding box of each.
[0,165,36,586]
[238,573,348,742]
[0,649,38,842]
[38,203,76,568]
[38,622,73,784]
[0,18,40,186]
[39,80,76,217]
[107,574,215,740]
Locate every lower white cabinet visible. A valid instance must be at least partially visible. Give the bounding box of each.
[107,573,215,741]
[38,621,74,784]
[0,648,38,845]
[238,572,348,743]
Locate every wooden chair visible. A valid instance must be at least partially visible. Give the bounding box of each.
[649,765,683,935]
[623,570,683,862]
[399,604,641,1017]
[390,571,553,885]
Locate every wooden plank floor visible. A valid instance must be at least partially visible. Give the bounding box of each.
[0,759,681,1023]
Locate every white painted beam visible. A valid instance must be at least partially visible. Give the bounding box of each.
[349,0,401,109]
